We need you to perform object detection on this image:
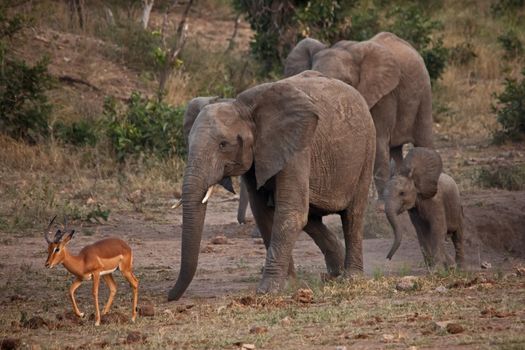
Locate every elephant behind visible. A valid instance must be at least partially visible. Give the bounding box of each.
[383,147,465,269]
[285,32,434,200]
[168,71,376,300]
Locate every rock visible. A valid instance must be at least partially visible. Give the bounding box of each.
[22,316,47,329]
[211,235,228,245]
[139,303,155,317]
[293,288,314,303]
[481,261,492,269]
[335,346,347,350]
[446,323,464,334]
[201,245,215,253]
[281,316,292,326]
[253,238,264,245]
[435,286,448,293]
[396,276,418,291]
[125,331,146,344]
[249,326,268,334]
[241,344,255,350]
[382,334,395,342]
[515,266,525,276]
[163,309,174,318]
[1,337,21,350]
[432,321,453,332]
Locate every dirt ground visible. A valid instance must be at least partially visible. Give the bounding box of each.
[0,182,524,349]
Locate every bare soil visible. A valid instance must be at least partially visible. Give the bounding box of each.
[0,184,524,349]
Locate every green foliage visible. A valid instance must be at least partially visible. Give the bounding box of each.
[491,0,525,16]
[497,30,523,60]
[347,7,381,41]
[492,68,525,142]
[295,0,352,43]
[386,4,448,81]
[105,92,186,162]
[0,9,53,143]
[53,120,98,146]
[475,164,525,191]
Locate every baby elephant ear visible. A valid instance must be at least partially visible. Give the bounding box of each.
[401,147,443,199]
[284,38,327,77]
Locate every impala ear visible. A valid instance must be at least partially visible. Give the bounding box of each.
[63,230,75,244]
[284,38,327,77]
[238,82,319,189]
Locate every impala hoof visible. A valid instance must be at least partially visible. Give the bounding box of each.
[78,312,85,318]
[95,321,100,326]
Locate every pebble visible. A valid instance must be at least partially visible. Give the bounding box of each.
[396,276,418,291]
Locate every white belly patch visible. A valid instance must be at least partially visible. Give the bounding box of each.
[100,267,118,276]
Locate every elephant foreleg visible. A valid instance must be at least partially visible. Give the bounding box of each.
[390,145,404,172]
[374,138,391,201]
[304,215,344,277]
[244,175,295,279]
[408,210,434,268]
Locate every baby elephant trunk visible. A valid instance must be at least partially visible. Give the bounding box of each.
[385,202,402,260]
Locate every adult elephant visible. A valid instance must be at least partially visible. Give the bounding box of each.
[168,71,376,300]
[284,32,434,200]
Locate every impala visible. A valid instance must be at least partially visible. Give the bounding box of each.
[44,217,139,326]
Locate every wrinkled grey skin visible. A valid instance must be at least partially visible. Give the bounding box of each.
[384,148,465,269]
[168,71,376,300]
[284,32,434,199]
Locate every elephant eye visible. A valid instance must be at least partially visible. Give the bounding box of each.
[399,191,405,196]
[219,141,228,149]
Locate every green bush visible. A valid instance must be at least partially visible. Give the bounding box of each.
[53,120,99,146]
[491,0,525,16]
[449,41,477,66]
[497,30,523,60]
[105,92,186,162]
[492,67,525,142]
[475,164,525,191]
[0,10,53,143]
[386,4,448,81]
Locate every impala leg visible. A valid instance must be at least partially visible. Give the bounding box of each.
[92,272,101,326]
[102,274,117,315]
[69,278,84,318]
[122,270,139,322]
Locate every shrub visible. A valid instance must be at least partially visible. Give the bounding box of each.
[491,0,525,16]
[492,67,525,142]
[386,4,448,81]
[105,92,186,162]
[0,10,53,143]
[53,120,99,146]
[475,164,525,191]
[497,30,523,60]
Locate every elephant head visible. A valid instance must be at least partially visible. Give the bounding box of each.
[284,35,401,109]
[168,79,319,301]
[384,148,443,259]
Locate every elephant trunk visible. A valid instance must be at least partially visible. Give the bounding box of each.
[168,170,208,301]
[385,201,403,260]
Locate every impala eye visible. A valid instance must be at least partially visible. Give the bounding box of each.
[53,247,60,253]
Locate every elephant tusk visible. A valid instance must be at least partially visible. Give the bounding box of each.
[202,186,214,204]
[171,199,182,209]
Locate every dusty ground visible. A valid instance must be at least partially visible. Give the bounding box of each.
[0,183,524,349]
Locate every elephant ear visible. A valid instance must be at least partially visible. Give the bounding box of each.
[284,38,327,77]
[401,147,443,199]
[352,41,401,109]
[183,96,220,144]
[237,82,319,189]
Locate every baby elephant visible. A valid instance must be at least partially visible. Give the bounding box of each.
[383,147,465,269]
[44,217,139,326]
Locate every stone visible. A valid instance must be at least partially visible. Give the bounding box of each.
[396,276,418,291]
[211,235,228,245]
[515,266,525,276]
[293,288,314,303]
[481,261,492,269]
[139,303,155,317]
[446,323,464,334]
[281,316,292,326]
[435,286,448,293]
[241,344,255,350]
[125,331,146,344]
[249,326,268,334]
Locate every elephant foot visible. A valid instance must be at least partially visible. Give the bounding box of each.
[325,253,344,277]
[343,267,364,280]
[256,275,286,294]
[251,227,261,238]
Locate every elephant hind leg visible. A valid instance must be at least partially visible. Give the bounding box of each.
[304,215,344,277]
[413,89,434,149]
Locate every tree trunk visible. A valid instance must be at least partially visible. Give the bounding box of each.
[141,0,154,29]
